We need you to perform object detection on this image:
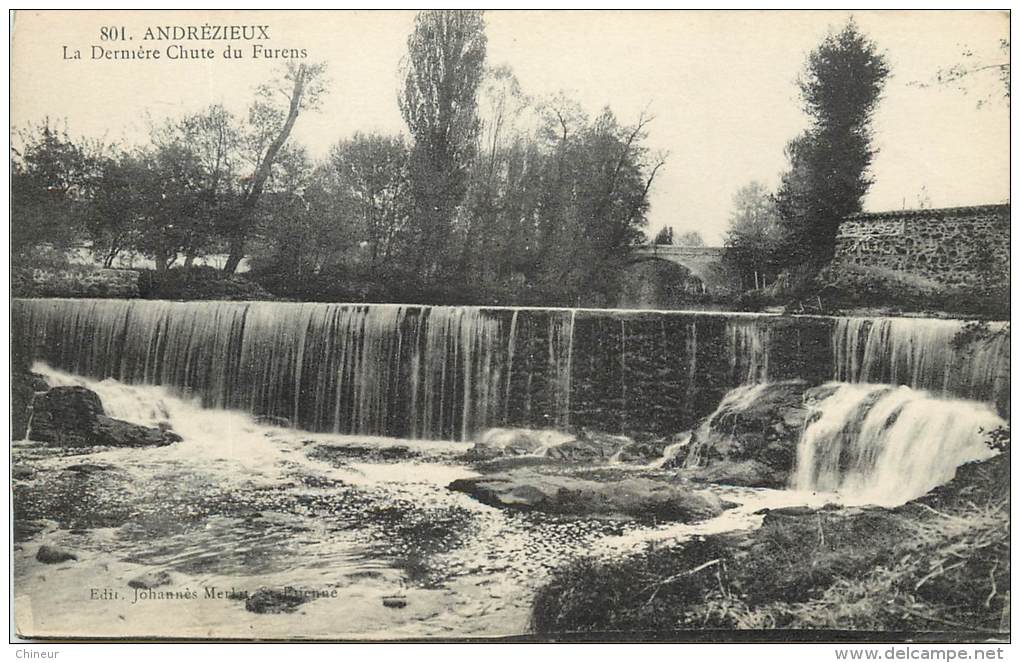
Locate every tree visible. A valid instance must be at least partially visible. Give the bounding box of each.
[653,226,674,245]
[534,107,665,305]
[11,119,100,257]
[328,133,410,270]
[724,181,784,290]
[913,38,1009,108]
[86,149,142,268]
[774,19,889,268]
[131,143,207,273]
[398,10,487,281]
[150,104,244,266]
[223,62,327,273]
[675,230,704,247]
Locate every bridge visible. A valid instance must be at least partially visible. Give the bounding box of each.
[628,245,737,293]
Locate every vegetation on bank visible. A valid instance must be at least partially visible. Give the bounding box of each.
[530,450,1009,638]
[11,261,1007,321]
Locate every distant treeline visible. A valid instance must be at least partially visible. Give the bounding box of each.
[12,11,668,307]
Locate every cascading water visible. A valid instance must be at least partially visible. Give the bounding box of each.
[832,317,1009,405]
[792,383,1004,506]
[16,299,549,441]
[727,320,770,384]
[13,298,1009,440]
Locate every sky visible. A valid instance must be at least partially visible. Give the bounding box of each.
[11,10,1010,245]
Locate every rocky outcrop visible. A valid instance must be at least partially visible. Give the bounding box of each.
[615,435,684,464]
[673,380,823,488]
[28,386,181,448]
[449,471,730,522]
[93,416,181,447]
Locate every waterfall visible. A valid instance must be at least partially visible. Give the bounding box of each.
[13,298,1008,441]
[727,320,770,384]
[832,317,1008,405]
[14,299,577,441]
[792,383,1004,506]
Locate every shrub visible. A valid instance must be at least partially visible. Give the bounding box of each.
[140,266,276,301]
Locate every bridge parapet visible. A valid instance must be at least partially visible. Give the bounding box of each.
[628,244,737,294]
[633,245,725,260]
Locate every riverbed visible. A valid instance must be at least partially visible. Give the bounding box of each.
[13,365,841,640]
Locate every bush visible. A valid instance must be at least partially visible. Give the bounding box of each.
[139,266,276,301]
[815,264,1009,318]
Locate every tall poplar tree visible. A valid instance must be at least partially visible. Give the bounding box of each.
[398,10,487,281]
[775,19,889,267]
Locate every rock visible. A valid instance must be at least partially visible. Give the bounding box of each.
[467,428,574,460]
[28,387,105,445]
[382,597,408,609]
[471,455,562,474]
[28,386,181,448]
[308,444,417,466]
[613,437,678,464]
[244,588,311,614]
[678,380,813,488]
[685,459,788,488]
[128,570,173,590]
[36,545,77,564]
[544,430,633,462]
[94,416,182,447]
[449,470,729,522]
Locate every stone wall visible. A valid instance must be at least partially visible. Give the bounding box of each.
[12,266,142,298]
[831,204,1009,289]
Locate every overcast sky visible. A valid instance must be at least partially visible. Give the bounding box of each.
[12,10,1010,244]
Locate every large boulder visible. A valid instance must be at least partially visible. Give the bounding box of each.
[28,386,181,448]
[28,387,104,445]
[449,470,730,522]
[673,380,821,488]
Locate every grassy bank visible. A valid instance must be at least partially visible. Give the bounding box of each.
[530,451,1009,638]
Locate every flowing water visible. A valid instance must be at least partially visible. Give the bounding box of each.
[12,299,1009,439]
[19,364,816,639]
[791,383,1004,506]
[10,299,1010,639]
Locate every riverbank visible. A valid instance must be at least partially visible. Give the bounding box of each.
[530,450,1009,639]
